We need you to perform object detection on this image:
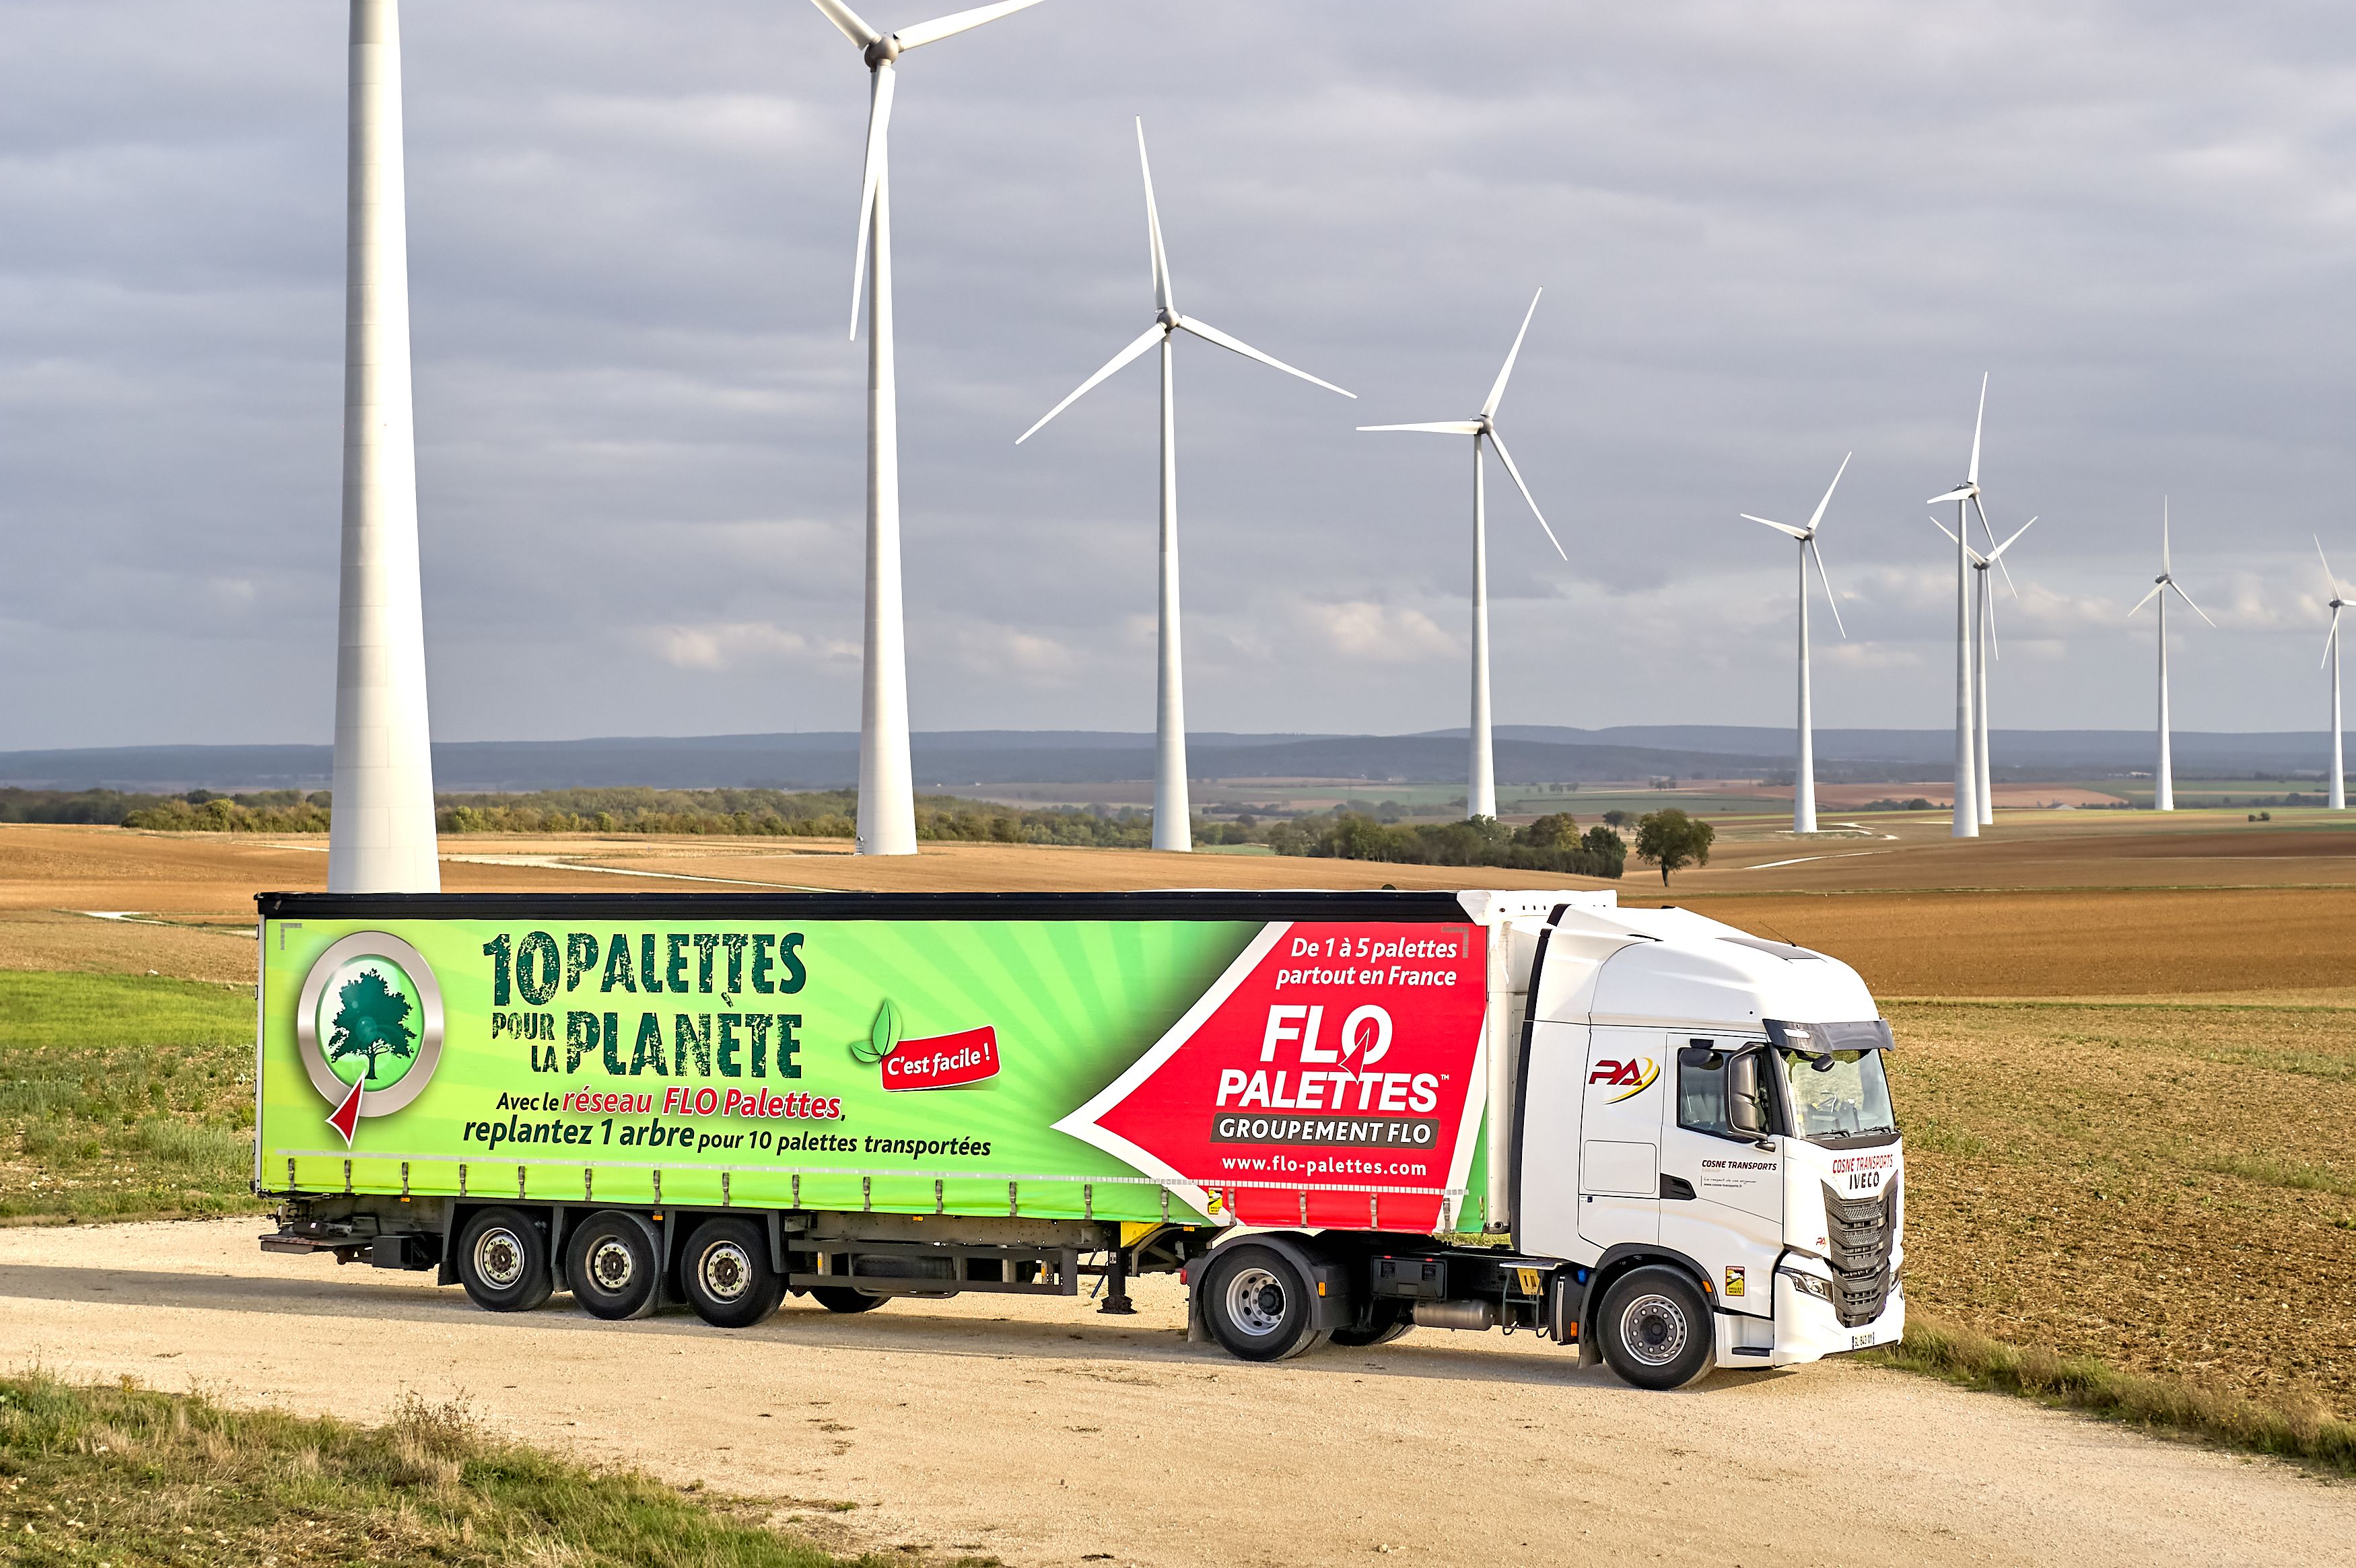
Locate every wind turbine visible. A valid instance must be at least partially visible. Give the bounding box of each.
[1017,120,1354,852]
[2128,500,2215,812]
[1926,376,1990,839]
[1741,454,1850,834]
[1356,291,1564,821]
[1927,509,2038,824]
[2318,536,2347,810]
[812,0,1049,855]
[328,0,438,894]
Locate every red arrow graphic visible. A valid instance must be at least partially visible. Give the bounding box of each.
[326,1076,365,1147]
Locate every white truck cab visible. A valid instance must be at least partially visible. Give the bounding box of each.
[1506,898,1904,1384]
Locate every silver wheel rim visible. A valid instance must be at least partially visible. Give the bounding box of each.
[1620,1291,1689,1366]
[473,1227,526,1291]
[587,1236,635,1294]
[701,1240,753,1304]
[1223,1264,1288,1337]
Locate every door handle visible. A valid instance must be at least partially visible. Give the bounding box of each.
[1659,1174,1696,1201]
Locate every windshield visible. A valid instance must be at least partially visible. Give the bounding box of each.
[1777,1048,1896,1145]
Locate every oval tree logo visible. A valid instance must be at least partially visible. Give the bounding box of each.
[296,933,444,1145]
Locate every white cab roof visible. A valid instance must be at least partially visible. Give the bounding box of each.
[1527,901,1881,1034]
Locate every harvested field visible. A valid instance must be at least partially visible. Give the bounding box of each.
[1885,997,2356,1420]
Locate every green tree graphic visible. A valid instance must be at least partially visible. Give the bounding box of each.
[327,966,418,1086]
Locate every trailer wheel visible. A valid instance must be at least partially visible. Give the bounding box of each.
[563,1211,658,1321]
[1200,1243,1325,1362]
[809,1287,888,1314]
[1596,1265,1714,1390]
[681,1217,784,1328]
[1330,1301,1412,1348]
[456,1207,552,1314]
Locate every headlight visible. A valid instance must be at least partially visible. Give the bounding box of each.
[1779,1269,1832,1302]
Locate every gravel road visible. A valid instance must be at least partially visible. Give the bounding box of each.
[1,1219,2344,1567]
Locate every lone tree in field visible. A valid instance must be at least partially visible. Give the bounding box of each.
[327,966,417,1085]
[1635,808,1716,886]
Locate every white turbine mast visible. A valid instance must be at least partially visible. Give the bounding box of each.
[812,0,1049,855]
[1925,507,2038,827]
[1356,290,1564,822]
[2126,499,2215,812]
[2319,536,2347,810]
[1017,120,1354,853]
[1925,376,1990,839]
[328,0,439,893]
[1742,454,1850,835]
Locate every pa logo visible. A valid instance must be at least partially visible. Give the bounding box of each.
[296,932,446,1146]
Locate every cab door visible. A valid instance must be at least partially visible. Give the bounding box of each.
[1657,1038,1784,1312]
[1577,1026,1664,1250]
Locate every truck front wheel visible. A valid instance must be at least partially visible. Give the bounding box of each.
[457,1207,553,1314]
[809,1287,888,1314]
[1595,1265,1714,1390]
[564,1211,659,1321]
[681,1217,784,1328]
[1200,1244,1325,1362]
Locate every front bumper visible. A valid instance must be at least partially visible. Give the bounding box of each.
[1712,1269,1904,1369]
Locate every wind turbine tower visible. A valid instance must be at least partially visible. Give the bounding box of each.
[328,0,439,894]
[1018,121,1354,851]
[811,0,1049,855]
[1741,454,1850,834]
[2128,501,2214,812]
[1926,377,1991,839]
[2318,537,2347,810]
[1357,291,1564,821]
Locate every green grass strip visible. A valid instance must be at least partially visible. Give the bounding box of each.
[0,970,252,1049]
[0,1374,922,1567]
[1868,1316,2356,1474]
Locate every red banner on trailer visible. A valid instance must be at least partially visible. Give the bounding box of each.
[1057,921,1489,1232]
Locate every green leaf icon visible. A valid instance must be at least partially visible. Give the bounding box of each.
[852,999,902,1065]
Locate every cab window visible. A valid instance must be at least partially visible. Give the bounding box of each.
[1677,1042,1773,1139]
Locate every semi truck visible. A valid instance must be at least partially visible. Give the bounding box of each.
[254,888,1904,1390]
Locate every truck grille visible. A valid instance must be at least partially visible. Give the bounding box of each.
[1820,1179,1897,1328]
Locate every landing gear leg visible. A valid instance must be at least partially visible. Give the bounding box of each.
[1098,1246,1137,1316]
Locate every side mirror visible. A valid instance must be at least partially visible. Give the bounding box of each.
[1728,1054,1770,1140]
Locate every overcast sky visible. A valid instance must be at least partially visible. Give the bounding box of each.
[4,1,2355,749]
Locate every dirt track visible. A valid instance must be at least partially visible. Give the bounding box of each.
[1,1220,2344,1567]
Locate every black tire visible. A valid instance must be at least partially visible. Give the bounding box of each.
[1329,1300,1413,1349]
[1199,1243,1326,1362]
[680,1217,783,1328]
[563,1211,660,1322]
[1596,1265,1715,1390]
[456,1207,553,1314]
[809,1286,888,1314]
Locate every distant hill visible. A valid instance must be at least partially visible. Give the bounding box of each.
[0,727,2332,793]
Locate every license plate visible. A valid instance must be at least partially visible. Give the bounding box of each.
[1850,1330,1877,1350]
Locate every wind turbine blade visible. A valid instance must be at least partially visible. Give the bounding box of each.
[1175,316,1354,398]
[847,61,896,338]
[1484,428,1566,561]
[1742,513,1808,540]
[1922,513,1970,554]
[2127,583,2163,616]
[1359,421,1483,435]
[1015,322,1166,443]
[1481,288,1543,420]
[891,0,1047,50]
[1972,493,2020,598]
[810,0,882,46]
[2170,579,2217,629]
[1988,514,2039,561]
[2325,610,2340,672]
[1804,452,1851,535]
[1968,371,1986,486]
[1926,487,1974,505]
[1809,537,1847,639]
[1136,119,1173,316]
[2162,497,2172,575]
[2319,534,2343,599]
[1986,578,2001,662]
